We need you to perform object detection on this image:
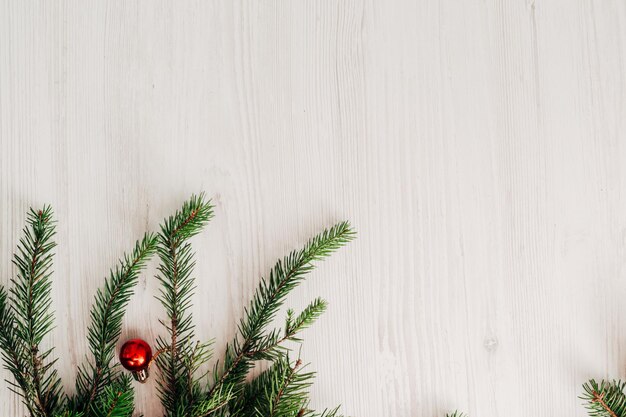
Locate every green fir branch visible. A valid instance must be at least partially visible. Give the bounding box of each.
[231,355,342,417]
[0,286,38,415]
[251,356,311,417]
[71,233,158,416]
[178,340,215,417]
[582,380,626,417]
[284,298,328,343]
[0,207,63,417]
[153,193,215,415]
[190,383,233,417]
[208,221,355,406]
[92,375,135,417]
[1,197,357,417]
[245,298,329,361]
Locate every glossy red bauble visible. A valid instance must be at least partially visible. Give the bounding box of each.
[119,338,153,372]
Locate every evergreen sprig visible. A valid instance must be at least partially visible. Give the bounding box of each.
[70,233,158,416]
[284,298,328,343]
[188,383,232,417]
[150,194,355,417]
[238,356,312,417]
[153,193,215,415]
[0,207,63,417]
[206,221,355,414]
[229,355,345,417]
[91,375,135,417]
[581,380,626,417]
[0,286,37,413]
[1,196,361,417]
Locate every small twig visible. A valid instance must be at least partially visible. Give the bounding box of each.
[592,391,619,417]
[148,347,171,368]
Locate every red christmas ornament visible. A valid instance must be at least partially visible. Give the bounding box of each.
[119,338,153,383]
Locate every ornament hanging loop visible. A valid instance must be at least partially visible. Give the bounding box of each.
[147,347,169,368]
[127,347,169,383]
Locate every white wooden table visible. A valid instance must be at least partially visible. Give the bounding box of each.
[1,1,625,416]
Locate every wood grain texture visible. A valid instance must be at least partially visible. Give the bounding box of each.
[1,1,626,416]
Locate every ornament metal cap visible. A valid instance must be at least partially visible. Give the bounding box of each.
[131,367,150,383]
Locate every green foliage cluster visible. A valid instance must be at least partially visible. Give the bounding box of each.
[581,379,626,417]
[0,194,359,417]
[0,205,156,417]
[151,194,356,417]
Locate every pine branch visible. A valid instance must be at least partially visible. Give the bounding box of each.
[154,193,215,415]
[582,380,626,417]
[190,383,233,417]
[284,298,327,343]
[175,340,215,417]
[232,355,343,417]
[445,412,467,417]
[230,356,311,417]
[0,206,63,417]
[208,222,355,404]
[0,286,39,416]
[72,233,158,416]
[0,199,356,417]
[266,358,307,417]
[92,375,135,417]
[245,298,329,360]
